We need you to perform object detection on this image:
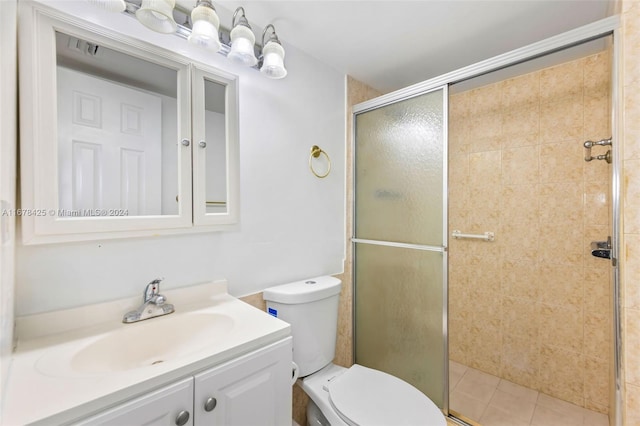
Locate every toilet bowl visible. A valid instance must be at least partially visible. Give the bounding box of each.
[263,276,446,426]
[302,363,445,426]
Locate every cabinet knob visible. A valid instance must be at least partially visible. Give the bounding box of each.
[204,397,217,412]
[175,410,190,426]
[199,141,207,148]
[181,139,190,147]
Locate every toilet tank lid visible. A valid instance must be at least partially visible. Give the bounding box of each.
[263,276,342,304]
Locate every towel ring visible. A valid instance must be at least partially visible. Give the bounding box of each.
[309,145,331,178]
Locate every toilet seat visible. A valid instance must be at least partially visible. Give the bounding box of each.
[326,364,446,426]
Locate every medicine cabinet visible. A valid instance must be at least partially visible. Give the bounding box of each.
[19,3,239,244]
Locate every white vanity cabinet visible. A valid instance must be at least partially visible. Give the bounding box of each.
[76,338,292,426]
[193,337,292,425]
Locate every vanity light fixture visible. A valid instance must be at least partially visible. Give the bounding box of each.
[87,0,126,12]
[89,0,288,78]
[136,0,178,34]
[227,7,258,67]
[260,24,287,79]
[188,0,221,51]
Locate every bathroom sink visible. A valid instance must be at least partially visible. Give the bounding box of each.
[36,313,234,375]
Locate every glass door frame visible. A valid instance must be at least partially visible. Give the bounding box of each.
[351,15,621,426]
[352,84,450,412]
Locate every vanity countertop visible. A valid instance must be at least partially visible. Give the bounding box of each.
[2,281,291,425]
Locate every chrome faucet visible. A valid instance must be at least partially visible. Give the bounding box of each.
[123,278,175,323]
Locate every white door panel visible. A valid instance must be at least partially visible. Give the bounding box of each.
[57,66,162,215]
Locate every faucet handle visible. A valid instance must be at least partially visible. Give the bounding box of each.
[144,277,164,302]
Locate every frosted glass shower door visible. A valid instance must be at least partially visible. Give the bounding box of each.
[353,86,447,409]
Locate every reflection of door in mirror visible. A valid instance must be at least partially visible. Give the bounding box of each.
[57,67,162,215]
[204,78,227,214]
[55,31,179,217]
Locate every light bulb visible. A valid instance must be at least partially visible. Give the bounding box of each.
[136,0,177,34]
[228,22,257,66]
[260,41,287,79]
[188,1,221,52]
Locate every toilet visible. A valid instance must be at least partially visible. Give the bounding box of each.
[263,276,446,426]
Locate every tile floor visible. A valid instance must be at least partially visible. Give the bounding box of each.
[449,361,609,426]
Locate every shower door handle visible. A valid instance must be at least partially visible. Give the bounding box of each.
[591,236,612,259]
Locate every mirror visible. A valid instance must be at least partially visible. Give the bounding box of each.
[54,31,229,218]
[20,4,239,244]
[203,78,227,214]
[55,31,179,217]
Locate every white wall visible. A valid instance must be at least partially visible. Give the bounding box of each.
[15,0,346,315]
[0,0,18,411]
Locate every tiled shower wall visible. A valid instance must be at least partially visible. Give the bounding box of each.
[621,0,640,423]
[448,51,612,414]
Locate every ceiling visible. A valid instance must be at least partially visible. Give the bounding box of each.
[181,0,614,93]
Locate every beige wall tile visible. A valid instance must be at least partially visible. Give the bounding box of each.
[625,308,640,384]
[622,3,640,423]
[538,183,584,224]
[469,82,503,114]
[502,104,540,138]
[626,383,640,426]
[623,94,640,160]
[502,145,540,185]
[623,2,640,88]
[584,356,611,408]
[583,182,609,226]
[501,132,540,150]
[538,263,584,308]
[584,51,610,99]
[500,185,540,225]
[538,345,585,407]
[502,259,539,301]
[239,292,266,310]
[584,95,611,141]
[539,141,585,183]
[292,384,309,426]
[540,59,584,103]
[583,277,611,317]
[500,220,540,262]
[469,150,502,186]
[502,72,540,109]
[468,334,502,377]
[625,234,640,310]
[540,95,585,143]
[539,304,584,352]
[502,335,539,389]
[538,223,584,266]
[449,113,470,155]
[624,159,640,233]
[584,312,610,361]
[503,296,539,339]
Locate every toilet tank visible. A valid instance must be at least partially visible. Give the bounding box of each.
[263,276,342,377]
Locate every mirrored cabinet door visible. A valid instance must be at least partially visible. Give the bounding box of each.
[20,9,194,244]
[54,31,189,220]
[19,4,239,244]
[191,66,239,227]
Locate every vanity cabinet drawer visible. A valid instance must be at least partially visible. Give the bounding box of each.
[75,377,194,426]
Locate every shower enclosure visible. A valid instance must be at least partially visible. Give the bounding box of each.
[353,86,448,409]
[446,43,613,425]
[352,18,621,426]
